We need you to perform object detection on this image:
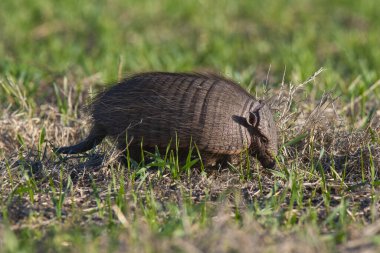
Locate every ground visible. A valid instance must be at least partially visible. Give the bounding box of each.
[1,1,380,252]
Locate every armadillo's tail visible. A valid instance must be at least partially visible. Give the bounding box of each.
[55,125,106,154]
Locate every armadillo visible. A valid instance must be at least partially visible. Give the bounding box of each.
[56,72,278,168]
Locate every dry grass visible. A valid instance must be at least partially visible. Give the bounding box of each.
[1,69,380,252]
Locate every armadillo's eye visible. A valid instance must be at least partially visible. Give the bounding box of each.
[262,137,269,144]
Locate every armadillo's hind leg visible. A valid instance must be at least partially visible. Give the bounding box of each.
[55,124,106,154]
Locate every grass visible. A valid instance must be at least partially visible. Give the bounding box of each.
[1,0,380,252]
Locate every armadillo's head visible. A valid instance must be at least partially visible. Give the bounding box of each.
[247,101,278,168]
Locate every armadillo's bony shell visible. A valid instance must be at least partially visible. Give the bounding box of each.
[91,72,261,155]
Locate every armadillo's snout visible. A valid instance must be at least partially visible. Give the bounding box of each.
[258,156,276,169]
[254,148,277,169]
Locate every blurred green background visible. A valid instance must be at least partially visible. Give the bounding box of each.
[0,0,379,101]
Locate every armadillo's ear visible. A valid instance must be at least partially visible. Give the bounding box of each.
[248,101,265,127]
[248,111,259,127]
